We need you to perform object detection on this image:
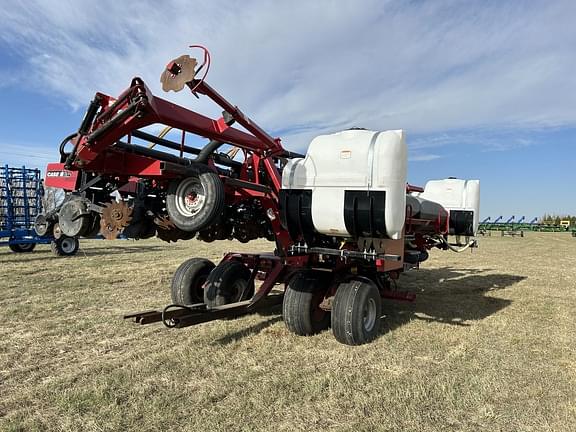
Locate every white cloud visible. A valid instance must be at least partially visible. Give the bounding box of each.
[410,128,539,154]
[0,0,574,152]
[410,153,442,162]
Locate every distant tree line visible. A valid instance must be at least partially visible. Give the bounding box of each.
[540,214,576,226]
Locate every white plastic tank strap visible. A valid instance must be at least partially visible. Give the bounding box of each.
[287,159,298,188]
[366,131,383,191]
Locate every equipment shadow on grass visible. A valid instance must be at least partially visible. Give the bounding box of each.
[214,314,284,345]
[380,267,525,336]
[213,267,524,345]
[79,245,166,254]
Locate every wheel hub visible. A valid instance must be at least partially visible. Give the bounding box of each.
[185,192,199,208]
[175,178,206,217]
[60,237,76,254]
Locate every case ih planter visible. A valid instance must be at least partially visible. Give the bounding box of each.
[43,47,479,345]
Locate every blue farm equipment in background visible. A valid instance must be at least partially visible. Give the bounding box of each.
[0,165,78,255]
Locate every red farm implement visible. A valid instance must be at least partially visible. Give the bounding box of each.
[43,47,480,345]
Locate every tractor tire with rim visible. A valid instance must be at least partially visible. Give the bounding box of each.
[331,279,382,346]
[9,243,36,253]
[203,261,253,308]
[283,270,331,336]
[50,236,79,256]
[165,170,225,233]
[171,258,215,305]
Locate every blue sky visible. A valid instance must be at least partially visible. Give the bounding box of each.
[0,0,574,218]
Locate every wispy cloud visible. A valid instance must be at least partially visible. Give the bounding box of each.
[1,0,574,152]
[410,128,538,153]
[410,153,442,162]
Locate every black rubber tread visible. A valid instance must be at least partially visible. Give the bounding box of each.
[282,270,331,336]
[331,279,382,346]
[9,243,36,253]
[50,236,79,256]
[171,258,215,305]
[166,170,225,232]
[203,261,253,308]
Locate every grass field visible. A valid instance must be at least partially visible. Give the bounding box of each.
[0,232,575,431]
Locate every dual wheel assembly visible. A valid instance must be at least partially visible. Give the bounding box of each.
[283,271,382,346]
[170,258,382,346]
[171,258,254,307]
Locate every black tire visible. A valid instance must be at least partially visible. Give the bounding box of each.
[283,270,330,336]
[203,261,253,308]
[9,243,36,253]
[50,236,79,256]
[171,258,215,305]
[332,279,382,346]
[165,170,225,232]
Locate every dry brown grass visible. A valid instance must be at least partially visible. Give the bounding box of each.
[0,232,575,431]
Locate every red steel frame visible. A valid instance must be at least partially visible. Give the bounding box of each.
[60,77,313,305]
[70,79,283,178]
[53,76,447,325]
[64,77,295,252]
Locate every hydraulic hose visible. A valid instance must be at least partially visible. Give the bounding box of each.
[438,236,477,253]
[59,133,78,162]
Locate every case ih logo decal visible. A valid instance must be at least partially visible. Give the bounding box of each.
[45,164,78,190]
[47,170,73,178]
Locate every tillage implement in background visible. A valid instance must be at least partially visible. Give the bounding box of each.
[0,165,78,256]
